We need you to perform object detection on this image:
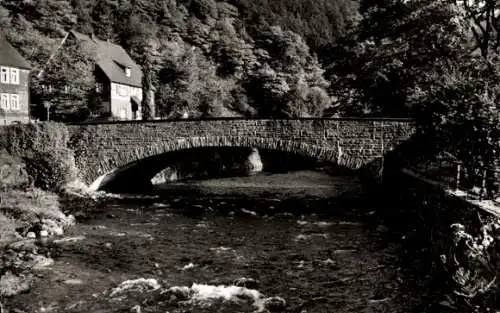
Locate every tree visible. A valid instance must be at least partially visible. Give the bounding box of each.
[328,0,469,117]
[35,0,77,36]
[247,26,331,117]
[414,57,500,196]
[91,0,117,41]
[155,37,246,118]
[73,0,94,35]
[121,12,160,120]
[452,0,500,57]
[227,0,360,54]
[0,5,11,30]
[32,40,96,122]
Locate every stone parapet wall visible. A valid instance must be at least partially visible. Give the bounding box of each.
[66,118,415,186]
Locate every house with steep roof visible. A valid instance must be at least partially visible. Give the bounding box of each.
[0,37,31,125]
[68,31,144,121]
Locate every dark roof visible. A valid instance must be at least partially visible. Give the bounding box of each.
[0,37,31,70]
[69,31,142,87]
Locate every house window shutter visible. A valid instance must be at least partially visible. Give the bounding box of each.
[10,94,19,110]
[10,68,19,84]
[1,94,9,109]
[0,67,9,84]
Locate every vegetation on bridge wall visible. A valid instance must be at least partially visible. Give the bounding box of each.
[0,123,77,191]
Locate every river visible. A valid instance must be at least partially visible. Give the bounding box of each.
[6,171,431,313]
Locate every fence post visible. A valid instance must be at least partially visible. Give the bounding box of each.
[456,162,461,192]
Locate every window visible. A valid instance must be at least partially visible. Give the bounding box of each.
[10,68,19,84]
[10,94,19,110]
[96,82,103,93]
[1,67,9,84]
[0,94,8,109]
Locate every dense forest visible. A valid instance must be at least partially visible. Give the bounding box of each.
[0,0,360,120]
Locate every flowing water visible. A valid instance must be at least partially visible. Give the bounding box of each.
[6,171,428,313]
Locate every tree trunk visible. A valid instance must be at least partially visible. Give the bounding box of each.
[141,56,155,120]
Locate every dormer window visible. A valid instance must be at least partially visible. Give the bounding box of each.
[125,67,131,77]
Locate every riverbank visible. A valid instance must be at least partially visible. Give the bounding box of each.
[0,189,75,299]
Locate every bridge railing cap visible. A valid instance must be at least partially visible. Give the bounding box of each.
[67,117,415,126]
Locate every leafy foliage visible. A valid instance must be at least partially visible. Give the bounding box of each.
[452,0,500,58]
[0,150,28,191]
[32,40,96,122]
[1,0,334,119]
[226,0,360,53]
[328,0,469,117]
[0,123,76,192]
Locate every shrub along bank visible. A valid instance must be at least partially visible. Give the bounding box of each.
[0,122,77,191]
[0,123,77,299]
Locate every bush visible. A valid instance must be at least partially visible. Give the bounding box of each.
[0,213,18,246]
[0,149,29,190]
[23,151,75,192]
[0,122,77,192]
[0,189,67,223]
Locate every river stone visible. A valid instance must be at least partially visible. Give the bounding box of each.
[234,277,260,289]
[52,226,64,236]
[243,148,263,176]
[264,296,286,312]
[31,255,54,269]
[7,239,37,252]
[151,166,179,184]
[40,230,49,238]
[64,279,84,285]
[26,232,36,239]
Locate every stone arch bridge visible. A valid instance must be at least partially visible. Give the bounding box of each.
[67,118,416,191]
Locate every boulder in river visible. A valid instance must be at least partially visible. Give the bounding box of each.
[234,277,260,289]
[109,278,161,297]
[264,296,287,312]
[243,148,263,176]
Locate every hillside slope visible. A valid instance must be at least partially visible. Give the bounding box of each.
[0,0,357,121]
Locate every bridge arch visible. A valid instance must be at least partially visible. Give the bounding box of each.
[67,118,415,191]
[86,136,364,191]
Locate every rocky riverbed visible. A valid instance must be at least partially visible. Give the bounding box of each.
[2,171,436,313]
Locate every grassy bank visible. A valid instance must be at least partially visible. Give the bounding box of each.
[0,189,75,246]
[0,189,75,297]
[0,145,76,299]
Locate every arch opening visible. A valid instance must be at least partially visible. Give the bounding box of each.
[93,146,359,193]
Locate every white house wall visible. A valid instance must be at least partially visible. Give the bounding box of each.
[110,82,143,120]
